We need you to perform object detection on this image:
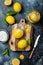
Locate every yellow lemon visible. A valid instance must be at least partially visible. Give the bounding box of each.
[4,0,12,6]
[13,2,22,13]
[26,29,31,33]
[19,54,25,60]
[12,58,20,65]
[18,39,27,49]
[25,25,31,33]
[6,16,15,24]
[28,10,40,23]
[13,28,24,38]
[25,25,29,29]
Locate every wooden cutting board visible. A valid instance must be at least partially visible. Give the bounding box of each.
[9,19,33,51]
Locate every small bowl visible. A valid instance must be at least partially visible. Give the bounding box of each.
[0,29,9,43]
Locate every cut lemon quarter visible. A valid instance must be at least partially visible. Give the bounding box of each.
[4,0,12,6]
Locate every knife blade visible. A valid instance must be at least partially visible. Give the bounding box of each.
[34,35,40,49]
[29,35,40,59]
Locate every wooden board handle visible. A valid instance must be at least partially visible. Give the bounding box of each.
[29,49,34,59]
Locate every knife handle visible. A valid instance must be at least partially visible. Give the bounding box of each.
[29,49,34,59]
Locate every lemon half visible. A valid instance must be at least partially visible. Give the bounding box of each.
[4,0,12,6]
[28,10,40,23]
[12,58,20,65]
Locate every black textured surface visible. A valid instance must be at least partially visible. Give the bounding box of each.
[0,0,43,65]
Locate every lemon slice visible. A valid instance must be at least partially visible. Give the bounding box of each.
[19,54,25,60]
[12,58,20,65]
[4,0,12,6]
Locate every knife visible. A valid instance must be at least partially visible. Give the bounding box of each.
[29,35,40,59]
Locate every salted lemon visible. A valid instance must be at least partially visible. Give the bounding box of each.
[28,10,40,23]
[13,2,22,13]
[6,16,15,24]
[12,58,20,65]
[18,39,27,49]
[4,0,12,6]
[13,28,24,38]
[19,54,25,60]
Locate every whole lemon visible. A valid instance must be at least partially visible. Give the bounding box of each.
[13,2,22,13]
[6,16,15,24]
[13,28,24,38]
[18,39,27,49]
[28,10,40,23]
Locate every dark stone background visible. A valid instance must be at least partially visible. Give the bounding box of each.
[0,0,43,65]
